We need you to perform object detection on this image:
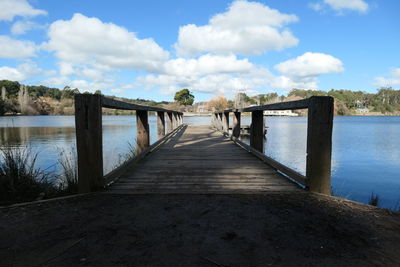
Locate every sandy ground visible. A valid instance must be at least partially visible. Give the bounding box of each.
[0,192,399,266]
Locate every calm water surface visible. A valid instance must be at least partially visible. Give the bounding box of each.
[0,115,399,209]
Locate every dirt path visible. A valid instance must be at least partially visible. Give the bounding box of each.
[1,192,399,266]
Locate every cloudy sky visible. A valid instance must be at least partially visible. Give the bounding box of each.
[0,0,399,101]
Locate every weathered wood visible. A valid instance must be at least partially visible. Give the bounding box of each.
[167,112,173,133]
[250,110,264,153]
[74,94,104,193]
[306,96,334,195]
[243,98,309,112]
[157,111,165,137]
[102,95,182,114]
[104,125,185,185]
[230,136,308,186]
[223,111,229,133]
[213,98,309,113]
[232,112,241,138]
[218,113,223,131]
[136,110,149,153]
[172,113,178,129]
[110,125,300,194]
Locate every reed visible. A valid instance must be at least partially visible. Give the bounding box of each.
[0,145,56,204]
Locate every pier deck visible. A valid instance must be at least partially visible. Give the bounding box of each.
[110,125,298,194]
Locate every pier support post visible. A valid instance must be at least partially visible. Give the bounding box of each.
[172,113,177,129]
[75,94,104,193]
[250,110,264,153]
[223,112,229,134]
[306,96,334,195]
[167,112,173,133]
[136,110,149,153]
[212,113,218,129]
[157,111,166,137]
[218,113,223,131]
[232,112,241,138]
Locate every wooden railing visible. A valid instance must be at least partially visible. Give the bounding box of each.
[74,94,183,193]
[212,96,334,195]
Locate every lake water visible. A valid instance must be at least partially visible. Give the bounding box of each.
[0,115,399,209]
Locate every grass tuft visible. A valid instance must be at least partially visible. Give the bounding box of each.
[0,145,57,204]
[368,192,380,207]
[57,146,78,194]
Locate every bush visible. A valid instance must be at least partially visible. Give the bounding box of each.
[0,145,57,204]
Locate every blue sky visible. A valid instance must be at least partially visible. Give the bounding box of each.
[0,0,399,102]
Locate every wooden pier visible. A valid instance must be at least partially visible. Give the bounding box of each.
[74,94,333,195]
[110,125,298,194]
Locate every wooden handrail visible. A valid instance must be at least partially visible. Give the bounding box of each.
[75,94,183,193]
[211,96,333,195]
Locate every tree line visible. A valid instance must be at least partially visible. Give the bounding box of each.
[0,80,168,116]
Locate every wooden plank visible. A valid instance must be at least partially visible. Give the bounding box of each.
[230,136,308,186]
[111,185,297,190]
[74,94,104,193]
[232,112,241,138]
[109,125,301,194]
[136,110,149,153]
[104,124,185,185]
[167,112,173,133]
[250,110,264,152]
[101,95,182,114]
[157,111,165,137]
[109,188,299,194]
[223,111,229,133]
[306,96,334,195]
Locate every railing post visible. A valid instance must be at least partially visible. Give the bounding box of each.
[218,113,223,131]
[306,96,334,195]
[136,110,149,153]
[157,111,166,137]
[223,111,229,134]
[250,110,264,153]
[173,113,177,129]
[212,113,217,129]
[74,94,104,193]
[232,111,241,138]
[167,112,173,133]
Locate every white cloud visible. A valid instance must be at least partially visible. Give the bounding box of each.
[175,0,299,56]
[275,52,344,77]
[45,13,169,72]
[111,88,125,95]
[274,52,344,90]
[0,62,52,81]
[0,35,36,58]
[11,20,45,35]
[309,2,324,12]
[0,66,26,81]
[325,0,369,13]
[135,54,270,96]
[134,52,345,95]
[374,68,400,87]
[0,0,47,21]
[310,0,369,14]
[162,54,254,76]
[42,76,114,93]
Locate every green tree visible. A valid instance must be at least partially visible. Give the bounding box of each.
[0,99,5,115]
[0,80,20,97]
[174,88,194,106]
